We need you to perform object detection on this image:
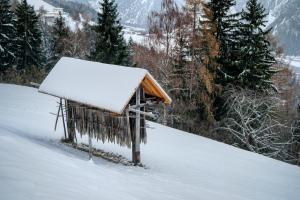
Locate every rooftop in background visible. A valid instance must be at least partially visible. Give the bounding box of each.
[39,57,171,114]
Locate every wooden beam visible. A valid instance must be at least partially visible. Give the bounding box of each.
[129,100,159,109]
[65,100,76,144]
[133,86,141,165]
[126,108,131,141]
[54,102,61,131]
[60,98,67,139]
[128,107,157,119]
[88,133,93,160]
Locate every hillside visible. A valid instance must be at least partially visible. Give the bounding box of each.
[0,84,300,200]
[66,0,184,28]
[25,0,299,55]
[25,0,82,31]
[236,0,300,56]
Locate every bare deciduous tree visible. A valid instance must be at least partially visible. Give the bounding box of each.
[217,86,300,163]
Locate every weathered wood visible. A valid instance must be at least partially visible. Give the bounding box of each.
[130,113,136,163]
[65,100,76,144]
[68,101,133,147]
[133,86,141,164]
[60,98,67,139]
[54,102,61,131]
[89,133,93,160]
[141,88,147,144]
[128,107,156,119]
[126,108,131,143]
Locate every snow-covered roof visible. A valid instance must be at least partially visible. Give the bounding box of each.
[39,57,172,114]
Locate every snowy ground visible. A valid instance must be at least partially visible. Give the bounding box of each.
[287,56,300,68]
[0,84,300,200]
[123,26,148,44]
[285,56,300,78]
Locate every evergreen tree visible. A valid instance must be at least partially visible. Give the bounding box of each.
[90,0,128,65]
[125,37,136,67]
[0,0,16,72]
[238,0,276,91]
[38,7,52,69]
[15,0,42,70]
[172,11,189,101]
[207,0,240,85]
[39,19,52,70]
[50,12,71,66]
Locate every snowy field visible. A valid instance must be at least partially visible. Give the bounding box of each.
[286,56,300,78]
[287,56,300,68]
[123,26,148,44]
[0,84,300,200]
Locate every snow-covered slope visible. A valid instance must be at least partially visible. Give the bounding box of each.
[25,0,148,42]
[25,0,82,31]
[0,84,300,200]
[26,0,55,10]
[70,0,184,28]
[64,0,300,55]
[287,56,300,68]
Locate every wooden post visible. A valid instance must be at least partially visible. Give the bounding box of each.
[54,101,61,131]
[88,133,93,160]
[133,86,141,165]
[65,100,76,144]
[126,108,131,139]
[60,98,67,139]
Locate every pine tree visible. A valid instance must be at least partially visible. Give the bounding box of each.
[39,19,52,70]
[90,0,128,65]
[15,0,43,70]
[207,0,240,85]
[172,10,189,101]
[0,0,16,72]
[125,37,136,67]
[238,0,276,91]
[50,12,71,66]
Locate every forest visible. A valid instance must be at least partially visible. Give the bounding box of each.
[0,0,299,165]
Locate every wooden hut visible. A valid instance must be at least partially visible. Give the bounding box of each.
[39,57,172,164]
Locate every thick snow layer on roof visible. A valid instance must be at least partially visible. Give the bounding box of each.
[1,84,300,200]
[39,57,152,114]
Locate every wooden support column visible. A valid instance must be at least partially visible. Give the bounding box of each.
[88,133,93,160]
[60,98,67,139]
[65,100,76,144]
[133,86,141,165]
[54,101,61,131]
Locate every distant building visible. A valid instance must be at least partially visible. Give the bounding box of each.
[38,7,64,26]
[12,0,65,26]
